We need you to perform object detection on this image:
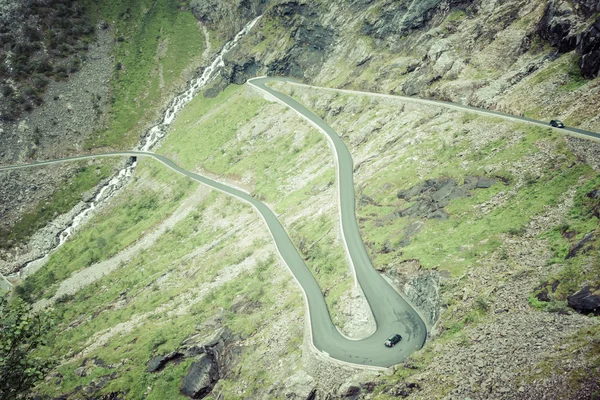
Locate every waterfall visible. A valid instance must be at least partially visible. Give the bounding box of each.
[14,16,262,279]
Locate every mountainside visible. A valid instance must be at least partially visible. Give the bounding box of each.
[1,0,600,399]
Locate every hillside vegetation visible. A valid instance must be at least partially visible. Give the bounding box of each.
[2,0,600,399]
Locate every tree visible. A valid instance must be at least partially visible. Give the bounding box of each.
[0,295,55,399]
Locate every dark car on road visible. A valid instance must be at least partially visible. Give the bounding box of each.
[384,334,402,347]
[550,120,565,128]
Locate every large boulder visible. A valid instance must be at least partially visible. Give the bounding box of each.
[566,232,595,259]
[180,355,219,399]
[568,286,600,315]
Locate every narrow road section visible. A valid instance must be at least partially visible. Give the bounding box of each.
[1,148,426,368]
[9,76,596,368]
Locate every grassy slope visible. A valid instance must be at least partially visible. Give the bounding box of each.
[32,168,303,399]
[159,85,353,326]
[275,83,600,397]
[2,1,205,252]
[0,159,119,251]
[84,0,206,149]
[17,158,197,302]
[277,84,594,277]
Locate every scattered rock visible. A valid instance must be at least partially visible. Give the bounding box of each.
[45,371,62,384]
[74,366,87,377]
[396,177,495,220]
[358,194,376,207]
[381,239,394,254]
[270,371,317,399]
[535,280,560,302]
[230,293,260,314]
[586,188,600,218]
[343,385,361,398]
[387,382,421,398]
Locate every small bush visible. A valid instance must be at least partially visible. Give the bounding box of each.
[0,84,13,97]
[475,295,490,312]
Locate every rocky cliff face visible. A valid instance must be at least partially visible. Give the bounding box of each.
[191,0,268,37]
[537,0,600,78]
[215,0,600,102]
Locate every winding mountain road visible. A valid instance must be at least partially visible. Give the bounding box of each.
[3,77,599,368]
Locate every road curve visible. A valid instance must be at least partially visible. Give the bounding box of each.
[1,148,427,367]
[276,79,600,144]
[1,76,432,367]
[6,77,599,368]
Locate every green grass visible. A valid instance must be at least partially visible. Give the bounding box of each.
[159,84,354,323]
[0,159,119,251]
[160,85,266,175]
[16,158,197,302]
[529,172,600,304]
[83,0,206,149]
[445,10,467,23]
[529,53,588,92]
[32,194,301,398]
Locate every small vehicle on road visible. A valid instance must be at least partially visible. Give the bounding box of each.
[384,334,402,347]
[550,120,565,128]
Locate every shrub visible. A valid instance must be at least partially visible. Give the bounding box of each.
[0,84,13,97]
[0,295,56,400]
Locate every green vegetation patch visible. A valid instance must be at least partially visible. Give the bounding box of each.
[159,84,353,322]
[0,159,119,251]
[16,158,197,302]
[529,53,588,92]
[32,193,301,399]
[84,0,206,149]
[529,172,600,308]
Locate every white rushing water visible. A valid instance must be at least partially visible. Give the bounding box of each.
[139,16,261,151]
[14,16,262,279]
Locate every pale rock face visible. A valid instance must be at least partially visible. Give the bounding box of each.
[432,52,455,79]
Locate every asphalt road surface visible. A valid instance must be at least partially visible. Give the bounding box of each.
[5,77,598,368]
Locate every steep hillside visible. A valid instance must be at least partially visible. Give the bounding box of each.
[0,0,213,273]
[2,0,600,399]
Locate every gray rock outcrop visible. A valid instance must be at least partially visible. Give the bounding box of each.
[566,231,595,259]
[568,286,600,315]
[395,176,497,220]
[577,16,600,78]
[147,352,184,373]
[180,355,219,399]
[190,0,267,36]
[536,0,600,78]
